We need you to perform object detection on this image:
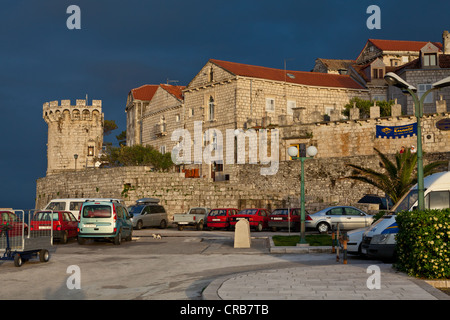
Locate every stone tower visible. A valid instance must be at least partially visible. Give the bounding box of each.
[43,99,104,175]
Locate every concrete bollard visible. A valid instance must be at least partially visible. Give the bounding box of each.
[234,219,251,248]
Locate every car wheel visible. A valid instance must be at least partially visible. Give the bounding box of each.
[114,230,122,245]
[271,227,277,232]
[77,237,85,245]
[177,225,184,231]
[196,220,204,231]
[255,222,263,232]
[39,249,50,262]
[317,222,330,234]
[159,219,167,229]
[136,220,143,230]
[14,254,23,267]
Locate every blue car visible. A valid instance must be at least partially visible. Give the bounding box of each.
[78,200,133,245]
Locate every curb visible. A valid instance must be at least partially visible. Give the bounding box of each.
[268,236,332,254]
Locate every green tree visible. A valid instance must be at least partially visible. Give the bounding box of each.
[103,119,118,136]
[346,148,446,204]
[116,130,127,146]
[98,144,173,171]
[342,97,394,118]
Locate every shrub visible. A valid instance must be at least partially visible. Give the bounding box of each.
[394,209,450,279]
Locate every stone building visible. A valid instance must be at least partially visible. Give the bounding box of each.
[126,83,185,153]
[179,59,370,179]
[43,99,103,175]
[388,41,450,115]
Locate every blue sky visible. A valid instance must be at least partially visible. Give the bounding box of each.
[1,0,449,209]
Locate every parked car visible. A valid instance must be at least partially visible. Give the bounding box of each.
[268,208,304,231]
[30,210,78,243]
[305,206,373,233]
[0,210,28,236]
[78,200,132,245]
[230,208,271,232]
[345,227,367,255]
[206,208,239,230]
[363,171,450,261]
[43,198,122,220]
[128,198,168,230]
[173,207,211,231]
[357,194,393,210]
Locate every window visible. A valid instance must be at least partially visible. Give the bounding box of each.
[266,98,275,112]
[209,67,214,82]
[175,114,180,122]
[423,53,437,67]
[160,116,166,133]
[372,68,384,79]
[287,100,296,115]
[326,207,343,215]
[344,207,362,216]
[425,191,449,210]
[208,96,215,121]
[160,145,166,154]
[88,146,94,156]
[418,84,433,103]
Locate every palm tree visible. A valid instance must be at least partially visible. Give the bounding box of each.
[346,148,446,204]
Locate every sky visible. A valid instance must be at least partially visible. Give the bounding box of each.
[1,0,449,209]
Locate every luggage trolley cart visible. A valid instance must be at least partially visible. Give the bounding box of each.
[0,210,53,267]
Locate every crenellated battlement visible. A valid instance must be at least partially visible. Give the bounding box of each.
[43,99,102,108]
[43,99,102,123]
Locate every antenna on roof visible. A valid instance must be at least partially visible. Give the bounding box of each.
[284,58,295,82]
[166,78,179,85]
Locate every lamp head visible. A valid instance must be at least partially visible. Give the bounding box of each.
[384,72,417,92]
[306,146,318,157]
[432,76,450,89]
[287,146,298,158]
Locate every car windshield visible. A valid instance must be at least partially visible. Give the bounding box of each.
[128,205,145,215]
[393,189,420,213]
[33,211,59,221]
[209,209,227,216]
[238,209,258,215]
[271,209,288,215]
[82,205,111,218]
[190,208,206,215]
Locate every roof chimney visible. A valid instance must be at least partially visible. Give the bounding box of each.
[443,30,450,54]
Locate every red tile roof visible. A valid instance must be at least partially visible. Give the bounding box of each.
[160,84,185,101]
[130,84,159,101]
[368,39,443,52]
[210,59,365,90]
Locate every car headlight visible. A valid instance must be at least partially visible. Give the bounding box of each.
[371,234,390,244]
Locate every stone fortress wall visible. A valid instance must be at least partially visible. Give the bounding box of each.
[36,96,450,215]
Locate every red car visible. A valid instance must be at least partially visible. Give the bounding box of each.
[268,208,307,231]
[230,208,271,232]
[206,208,239,230]
[30,211,78,243]
[0,211,28,236]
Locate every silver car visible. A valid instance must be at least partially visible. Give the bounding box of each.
[128,198,168,230]
[305,206,373,233]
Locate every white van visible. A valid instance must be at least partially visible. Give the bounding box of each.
[43,198,122,220]
[362,171,450,260]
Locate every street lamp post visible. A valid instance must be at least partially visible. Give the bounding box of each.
[384,73,450,210]
[288,145,318,245]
